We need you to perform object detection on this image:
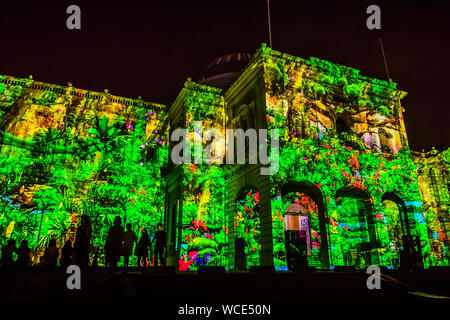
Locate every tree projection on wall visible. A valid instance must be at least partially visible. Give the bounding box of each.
[415,150,450,267]
[180,165,228,271]
[261,45,441,269]
[381,199,404,268]
[333,196,371,268]
[178,83,229,271]
[234,188,261,267]
[0,75,167,265]
[271,193,322,268]
[1,44,448,270]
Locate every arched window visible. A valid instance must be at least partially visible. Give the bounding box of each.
[276,181,330,270]
[336,117,350,135]
[331,188,375,269]
[282,192,323,269]
[381,199,404,268]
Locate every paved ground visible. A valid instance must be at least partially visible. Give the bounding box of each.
[1,268,448,318]
[0,268,448,301]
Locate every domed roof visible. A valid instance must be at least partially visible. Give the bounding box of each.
[199,53,252,89]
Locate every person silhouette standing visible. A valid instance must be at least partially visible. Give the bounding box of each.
[16,240,32,270]
[61,240,74,270]
[42,239,59,270]
[1,238,17,270]
[105,216,124,269]
[136,230,151,268]
[73,214,92,270]
[152,222,166,266]
[122,223,137,268]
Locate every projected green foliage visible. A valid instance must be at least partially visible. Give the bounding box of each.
[415,149,450,266]
[234,188,261,267]
[334,197,371,268]
[271,193,322,268]
[1,44,448,270]
[0,76,167,265]
[262,46,444,268]
[381,199,404,267]
[179,83,229,271]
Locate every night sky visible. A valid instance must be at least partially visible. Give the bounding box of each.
[0,0,449,151]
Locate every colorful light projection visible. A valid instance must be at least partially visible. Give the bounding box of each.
[178,83,229,271]
[234,188,261,268]
[333,196,372,268]
[380,199,404,268]
[271,193,322,268]
[1,44,448,270]
[179,164,228,271]
[414,148,450,266]
[0,75,167,264]
[261,45,443,269]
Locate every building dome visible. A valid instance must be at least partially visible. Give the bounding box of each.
[199,53,252,89]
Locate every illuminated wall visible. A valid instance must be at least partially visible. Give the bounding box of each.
[0,75,167,264]
[166,82,230,271]
[413,148,450,266]
[261,44,443,269]
[1,44,448,269]
[234,188,261,267]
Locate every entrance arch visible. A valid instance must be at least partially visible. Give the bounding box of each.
[381,197,405,268]
[280,181,330,269]
[381,192,410,234]
[332,187,376,269]
[381,192,422,269]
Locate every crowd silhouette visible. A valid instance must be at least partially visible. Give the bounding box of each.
[0,214,167,272]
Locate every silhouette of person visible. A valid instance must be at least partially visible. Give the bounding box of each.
[73,214,92,270]
[136,230,151,268]
[122,223,137,268]
[1,238,17,270]
[152,222,166,266]
[61,240,73,269]
[105,216,124,269]
[42,239,59,269]
[16,240,32,270]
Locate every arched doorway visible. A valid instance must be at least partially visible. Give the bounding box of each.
[234,186,261,268]
[278,182,330,269]
[381,192,423,269]
[331,187,376,269]
[282,193,322,270]
[381,199,404,268]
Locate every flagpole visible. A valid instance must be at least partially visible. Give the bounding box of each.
[267,0,272,48]
[378,37,391,86]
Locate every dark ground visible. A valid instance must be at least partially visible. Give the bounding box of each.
[0,270,450,319]
[2,268,449,299]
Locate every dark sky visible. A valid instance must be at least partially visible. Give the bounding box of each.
[0,0,449,151]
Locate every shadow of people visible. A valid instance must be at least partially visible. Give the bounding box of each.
[122,223,137,270]
[136,230,151,270]
[16,240,32,271]
[152,222,166,267]
[105,216,124,271]
[73,214,92,270]
[1,238,17,271]
[41,239,59,271]
[61,240,73,270]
